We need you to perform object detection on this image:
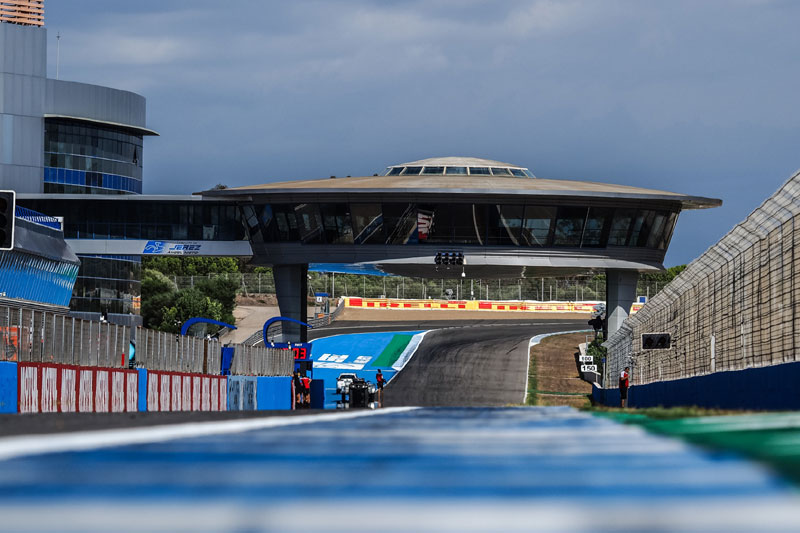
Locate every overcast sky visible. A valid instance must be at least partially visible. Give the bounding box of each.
[45,0,800,266]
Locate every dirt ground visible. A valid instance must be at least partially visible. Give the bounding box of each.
[337,307,590,322]
[528,332,593,408]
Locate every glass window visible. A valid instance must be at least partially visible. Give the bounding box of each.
[421,166,444,175]
[402,167,422,175]
[319,203,353,244]
[422,204,484,244]
[582,207,613,247]
[608,209,634,246]
[351,203,385,244]
[646,211,669,249]
[553,207,587,247]
[295,203,324,244]
[510,169,526,177]
[490,168,512,176]
[387,167,404,176]
[382,203,418,244]
[469,167,490,175]
[629,210,656,247]
[487,204,523,246]
[445,167,467,175]
[521,206,555,246]
[658,212,678,250]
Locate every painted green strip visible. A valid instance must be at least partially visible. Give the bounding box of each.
[371,334,413,367]
[594,411,800,485]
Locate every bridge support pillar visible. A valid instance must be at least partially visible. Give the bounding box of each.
[273,264,308,343]
[606,269,638,338]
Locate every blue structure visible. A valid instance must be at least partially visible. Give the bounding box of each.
[180,317,236,337]
[592,361,800,411]
[0,209,79,307]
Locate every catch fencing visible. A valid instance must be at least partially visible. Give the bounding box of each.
[229,344,293,376]
[0,305,129,367]
[0,302,293,376]
[605,169,800,387]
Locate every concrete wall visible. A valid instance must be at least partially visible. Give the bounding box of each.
[0,23,45,192]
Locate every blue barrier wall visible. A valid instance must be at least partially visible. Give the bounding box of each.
[592,361,800,410]
[0,362,17,413]
[310,379,325,409]
[228,376,258,411]
[137,369,148,412]
[256,377,292,410]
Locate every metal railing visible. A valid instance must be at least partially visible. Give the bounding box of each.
[241,297,345,346]
[605,168,800,387]
[169,272,669,302]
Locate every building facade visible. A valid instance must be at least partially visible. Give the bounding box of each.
[1,9,157,324]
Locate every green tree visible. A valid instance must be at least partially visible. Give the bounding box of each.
[158,288,224,333]
[142,257,240,276]
[141,269,178,329]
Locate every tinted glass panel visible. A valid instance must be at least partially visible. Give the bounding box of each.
[387,167,404,176]
[423,204,484,245]
[646,211,668,249]
[445,167,467,175]
[295,203,324,244]
[608,209,635,246]
[658,212,678,250]
[582,207,613,247]
[382,203,418,244]
[510,169,526,177]
[490,168,511,175]
[553,207,587,247]
[422,166,444,174]
[469,167,490,175]
[487,204,523,246]
[319,203,353,244]
[402,167,422,175]
[630,210,655,247]
[521,206,555,246]
[351,203,385,244]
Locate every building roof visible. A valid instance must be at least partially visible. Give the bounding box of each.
[392,156,527,169]
[207,173,721,209]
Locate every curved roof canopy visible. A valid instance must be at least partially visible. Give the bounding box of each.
[204,156,721,210]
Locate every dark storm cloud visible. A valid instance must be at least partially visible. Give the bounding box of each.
[44,0,800,265]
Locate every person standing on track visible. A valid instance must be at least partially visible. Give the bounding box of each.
[376,369,386,407]
[293,371,303,409]
[302,373,312,408]
[619,366,630,408]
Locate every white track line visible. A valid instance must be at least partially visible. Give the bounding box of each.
[0,407,420,462]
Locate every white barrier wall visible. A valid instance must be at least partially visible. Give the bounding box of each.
[145,370,227,412]
[17,363,138,413]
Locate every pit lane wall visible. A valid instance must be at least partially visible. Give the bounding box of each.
[600,168,800,410]
[5,363,295,413]
[345,297,643,314]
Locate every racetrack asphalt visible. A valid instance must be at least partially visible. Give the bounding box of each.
[384,320,587,407]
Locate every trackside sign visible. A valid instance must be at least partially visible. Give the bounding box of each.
[143,241,203,255]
